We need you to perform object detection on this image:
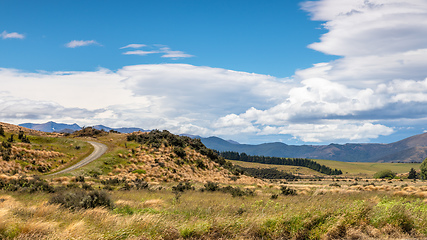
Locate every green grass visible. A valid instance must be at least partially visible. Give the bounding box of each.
[229,159,420,178]
[314,160,420,177]
[230,159,323,176]
[3,185,427,239]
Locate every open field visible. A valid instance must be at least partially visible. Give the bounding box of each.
[230,159,421,178]
[2,178,427,239]
[315,160,420,177]
[229,160,324,176]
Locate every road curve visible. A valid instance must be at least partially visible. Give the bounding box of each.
[48,141,107,176]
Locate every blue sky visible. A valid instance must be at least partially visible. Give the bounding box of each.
[2,0,427,145]
[0,0,332,76]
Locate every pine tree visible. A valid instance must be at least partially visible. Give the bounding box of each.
[408,167,417,179]
[0,125,4,137]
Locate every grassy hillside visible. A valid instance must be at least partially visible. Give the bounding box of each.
[3,122,427,239]
[0,122,92,175]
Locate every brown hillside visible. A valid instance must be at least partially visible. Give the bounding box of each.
[0,122,61,137]
[100,143,264,186]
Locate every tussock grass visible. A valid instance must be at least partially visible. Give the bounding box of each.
[1,187,427,239]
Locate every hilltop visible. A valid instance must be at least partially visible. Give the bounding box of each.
[201,133,427,163]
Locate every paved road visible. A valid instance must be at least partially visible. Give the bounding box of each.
[48,141,107,176]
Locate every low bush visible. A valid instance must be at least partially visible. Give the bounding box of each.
[49,189,114,210]
[172,182,194,192]
[202,181,220,192]
[0,176,54,193]
[374,169,396,179]
[280,186,297,196]
[221,186,255,197]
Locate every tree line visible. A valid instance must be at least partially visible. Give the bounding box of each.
[219,151,343,175]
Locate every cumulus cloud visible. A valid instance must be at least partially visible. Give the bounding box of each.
[1,31,25,39]
[4,0,427,144]
[0,64,290,137]
[296,0,427,87]
[0,92,100,124]
[65,40,101,48]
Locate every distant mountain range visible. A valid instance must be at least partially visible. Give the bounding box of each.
[19,121,148,134]
[19,121,427,163]
[200,133,427,163]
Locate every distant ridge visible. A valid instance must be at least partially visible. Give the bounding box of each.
[19,121,427,162]
[19,121,81,133]
[200,133,427,163]
[19,121,148,134]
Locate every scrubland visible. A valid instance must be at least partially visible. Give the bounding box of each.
[2,179,427,239]
[2,124,427,239]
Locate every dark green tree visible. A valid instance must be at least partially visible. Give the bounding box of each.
[408,168,417,179]
[7,134,14,143]
[420,158,427,180]
[0,125,4,137]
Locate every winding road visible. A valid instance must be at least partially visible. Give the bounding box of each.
[48,141,107,176]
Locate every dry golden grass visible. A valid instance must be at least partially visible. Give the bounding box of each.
[98,145,265,186]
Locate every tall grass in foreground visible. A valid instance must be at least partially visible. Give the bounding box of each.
[2,189,427,239]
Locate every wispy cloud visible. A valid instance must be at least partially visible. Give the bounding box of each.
[160,47,194,59]
[65,40,101,48]
[120,44,193,59]
[1,31,25,39]
[120,44,146,49]
[122,50,159,56]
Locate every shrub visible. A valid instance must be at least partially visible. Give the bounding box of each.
[174,147,186,158]
[132,169,146,174]
[280,186,296,196]
[0,176,54,193]
[75,175,85,182]
[49,189,113,210]
[221,186,255,197]
[133,178,149,190]
[195,159,206,169]
[172,182,194,192]
[203,181,220,192]
[374,169,396,179]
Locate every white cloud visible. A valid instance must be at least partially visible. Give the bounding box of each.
[120,44,194,59]
[0,64,291,137]
[160,47,194,58]
[120,44,146,49]
[297,0,427,88]
[65,40,101,48]
[122,50,159,56]
[1,31,25,39]
[4,0,427,145]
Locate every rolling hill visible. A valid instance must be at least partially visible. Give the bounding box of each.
[201,133,427,163]
[19,121,148,134]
